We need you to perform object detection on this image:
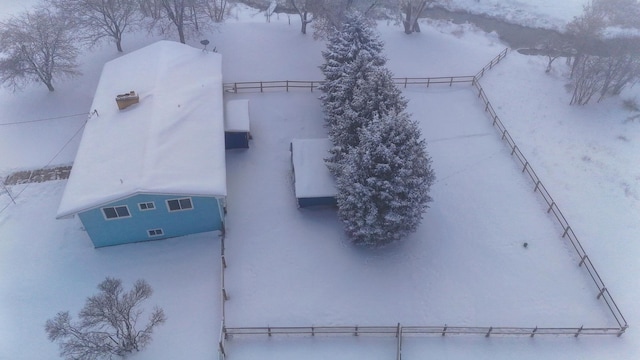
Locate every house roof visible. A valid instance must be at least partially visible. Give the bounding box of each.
[291,138,337,198]
[57,41,226,218]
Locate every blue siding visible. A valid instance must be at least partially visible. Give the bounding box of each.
[298,196,337,208]
[225,132,249,149]
[78,194,224,248]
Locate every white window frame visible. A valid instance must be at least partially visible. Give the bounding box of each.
[148,228,164,237]
[166,197,194,212]
[102,205,131,220]
[138,202,156,211]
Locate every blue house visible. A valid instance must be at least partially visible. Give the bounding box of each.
[56,41,227,248]
[290,139,337,207]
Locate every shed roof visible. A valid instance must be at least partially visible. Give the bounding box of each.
[57,41,226,218]
[224,99,250,132]
[291,138,337,198]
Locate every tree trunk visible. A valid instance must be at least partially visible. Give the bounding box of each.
[403,6,412,34]
[45,81,55,92]
[412,20,421,33]
[177,26,186,43]
[301,12,308,34]
[116,38,123,52]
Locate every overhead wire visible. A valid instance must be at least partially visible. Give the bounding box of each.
[0,112,89,126]
[0,119,88,215]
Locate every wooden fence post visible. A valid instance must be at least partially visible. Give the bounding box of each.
[547,201,555,213]
[485,327,493,337]
[530,326,538,337]
[579,254,588,267]
[597,287,606,300]
[396,323,403,360]
[442,324,447,336]
[575,325,583,337]
[219,341,226,358]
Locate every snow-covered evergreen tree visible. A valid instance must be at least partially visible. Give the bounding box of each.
[319,11,386,131]
[319,9,435,246]
[335,112,435,246]
[328,65,407,154]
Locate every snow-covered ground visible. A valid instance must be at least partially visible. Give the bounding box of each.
[1,2,639,360]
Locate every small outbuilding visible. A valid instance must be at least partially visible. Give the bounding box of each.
[56,41,227,248]
[224,99,251,149]
[290,138,337,208]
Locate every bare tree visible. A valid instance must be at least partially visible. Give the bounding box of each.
[0,7,80,92]
[288,0,314,34]
[310,0,381,39]
[564,0,640,105]
[140,0,212,43]
[570,55,605,105]
[48,0,142,52]
[203,0,231,22]
[399,0,430,34]
[597,38,640,101]
[45,278,166,360]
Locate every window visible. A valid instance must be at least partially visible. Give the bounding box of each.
[166,197,193,212]
[148,228,164,237]
[102,205,131,219]
[138,202,156,211]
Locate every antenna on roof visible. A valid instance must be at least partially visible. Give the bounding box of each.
[200,39,210,52]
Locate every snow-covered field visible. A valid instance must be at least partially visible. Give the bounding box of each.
[1,2,639,360]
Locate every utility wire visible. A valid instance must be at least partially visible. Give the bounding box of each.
[0,112,88,126]
[0,120,87,215]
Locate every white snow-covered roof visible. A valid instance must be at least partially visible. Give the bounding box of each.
[224,99,250,132]
[291,138,337,198]
[57,41,226,218]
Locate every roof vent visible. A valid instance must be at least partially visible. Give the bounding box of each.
[116,91,139,110]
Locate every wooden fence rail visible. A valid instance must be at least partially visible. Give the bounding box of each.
[475,48,509,80]
[224,324,624,338]
[223,76,477,94]
[471,79,628,332]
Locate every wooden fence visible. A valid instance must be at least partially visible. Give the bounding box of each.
[223,77,477,94]
[222,48,509,94]
[220,323,624,360]
[224,324,624,338]
[475,47,509,80]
